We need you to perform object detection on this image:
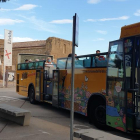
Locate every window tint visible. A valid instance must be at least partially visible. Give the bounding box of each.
[95,55,107,67]
[17,61,44,70]
[92,57,95,67]
[83,57,91,68]
[108,41,123,78]
[75,58,84,68]
[67,58,71,68]
[20,63,28,70]
[57,58,67,69]
[35,61,44,69]
[38,61,44,69]
[28,62,35,69]
[67,57,86,68]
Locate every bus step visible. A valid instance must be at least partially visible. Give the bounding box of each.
[44,94,52,100]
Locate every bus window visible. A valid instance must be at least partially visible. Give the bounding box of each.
[108,42,123,78]
[57,58,67,69]
[38,61,44,69]
[83,57,91,67]
[67,57,85,68]
[95,55,107,67]
[20,63,28,70]
[28,62,35,69]
[34,61,44,69]
[35,62,39,69]
[75,58,84,68]
[17,64,21,70]
[92,57,95,67]
[67,58,71,68]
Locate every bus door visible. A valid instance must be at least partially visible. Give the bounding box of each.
[35,69,43,102]
[135,37,140,131]
[124,36,140,132]
[43,69,53,101]
[43,64,57,103]
[106,40,127,132]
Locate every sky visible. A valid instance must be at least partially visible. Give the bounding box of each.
[0,0,140,55]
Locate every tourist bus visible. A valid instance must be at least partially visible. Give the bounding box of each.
[16,22,140,133]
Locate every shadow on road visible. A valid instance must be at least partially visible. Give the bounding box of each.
[18,97,140,140]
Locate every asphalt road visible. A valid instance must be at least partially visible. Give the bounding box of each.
[0,87,139,140]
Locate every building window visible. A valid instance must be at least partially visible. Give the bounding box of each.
[63,44,66,54]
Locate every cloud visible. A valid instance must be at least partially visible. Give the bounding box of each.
[50,19,73,24]
[99,16,129,21]
[93,38,105,41]
[87,0,101,4]
[0,34,3,38]
[134,10,140,16]
[85,16,129,22]
[88,0,127,4]
[19,15,57,33]
[0,8,11,12]
[13,37,35,42]
[96,30,107,34]
[0,18,24,25]
[14,4,38,11]
[0,35,35,42]
[0,4,38,11]
[84,19,96,22]
[109,0,127,1]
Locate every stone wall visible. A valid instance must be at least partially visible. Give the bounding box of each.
[47,37,72,62]
[0,37,72,79]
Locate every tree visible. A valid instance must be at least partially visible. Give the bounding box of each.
[0,0,10,2]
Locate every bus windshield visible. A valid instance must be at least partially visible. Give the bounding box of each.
[108,41,123,78]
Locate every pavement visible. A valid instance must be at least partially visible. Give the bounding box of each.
[0,87,140,140]
[0,80,15,88]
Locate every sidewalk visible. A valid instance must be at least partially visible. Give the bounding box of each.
[0,92,79,140]
[0,80,16,88]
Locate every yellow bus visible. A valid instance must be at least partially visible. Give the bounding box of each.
[16,22,140,133]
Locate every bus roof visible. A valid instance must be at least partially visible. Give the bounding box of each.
[120,22,140,39]
[57,52,108,60]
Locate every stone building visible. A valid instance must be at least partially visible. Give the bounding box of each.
[0,37,72,79]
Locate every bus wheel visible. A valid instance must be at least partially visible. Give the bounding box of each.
[90,100,106,129]
[29,86,36,104]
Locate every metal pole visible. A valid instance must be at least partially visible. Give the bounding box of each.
[3,63,5,87]
[5,69,8,88]
[70,15,75,140]
[3,29,5,87]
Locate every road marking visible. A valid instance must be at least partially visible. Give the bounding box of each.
[73,124,91,130]
[38,130,51,135]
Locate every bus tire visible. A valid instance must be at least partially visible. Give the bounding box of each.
[89,99,106,129]
[29,86,36,104]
